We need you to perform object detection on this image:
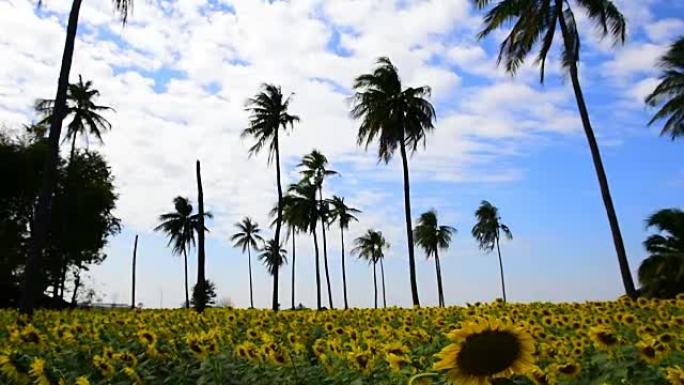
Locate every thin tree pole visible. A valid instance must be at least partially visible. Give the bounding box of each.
[495,235,507,303]
[398,139,420,307]
[373,261,378,309]
[313,227,322,310]
[380,258,387,308]
[435,249,445,307]
[320,189,334,309]
[183,248,189,309]
[248,245,254,308]
[341,227,348,309]
[195,160,207,312]
[291,230,296,310]
[131,235,138,309]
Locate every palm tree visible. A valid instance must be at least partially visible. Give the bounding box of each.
[230,217,264,308]
[285,181,324,309]
[472,0,636,298]
[259,239,287,311]
[35,76,113,302]
[35,75,113,162]
[21,0,133,315]
[351,57,436,307]
[131,234,138,309]
[154,196,199,309]
[638,208,684,298]
[242,84,299,308]
[328,195,360,309]
[646,37,684,140]
[298,150,337,309]
[352,229,389,309]
[195,160,207,313]
[472,201,512,303]
[414,210,455,307]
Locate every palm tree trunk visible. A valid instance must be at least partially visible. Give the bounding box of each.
[291,231,295,310]
[558,11,636,298]
[70,263,81,306]
[398,139,420,307]
[380,258,387,308]
[373,261,378,309]
[341,227,349,309]
[131,235,138,309]
[248,246,254,308]
[495,237,507,303]
[273,131,284,283]
[272,263,279,311]
[320,189,334,309]
[435,250,445,307]
[183,248,189,309]
[58,263,67,300]
[312,227,322,310]
[20,0,83,316]
[195,160,207,312]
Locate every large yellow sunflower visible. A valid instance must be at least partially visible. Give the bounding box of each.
[433,319,535,385]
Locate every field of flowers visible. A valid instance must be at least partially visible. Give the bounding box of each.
[1,297,683,385]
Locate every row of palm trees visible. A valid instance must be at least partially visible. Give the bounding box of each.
[17,0,684,314]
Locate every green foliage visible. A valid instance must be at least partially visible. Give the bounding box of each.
[646,37,684,140]
[414,210,455,259]
[638,208,684,298]
[191,280,217,308]
[472,200,511,253]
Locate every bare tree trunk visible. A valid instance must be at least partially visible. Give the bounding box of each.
[558,5,636,298]
[272,261,279,311]
[495,237,507,303]
[291,231,295,310]
[273,131,283,296]
[313,227,322,310]
[380,258,387,308]
[195,160,207,312]
[70,264,81,306]
[435,250,445,307]
[399,139,420,307]
[131,235,138,309]
[248,245,254,309]
[20,0,83,316]
[183,248,189,309]
[341,227,349,309]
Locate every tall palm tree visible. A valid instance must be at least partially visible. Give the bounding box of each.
[230,217,264,308]
[298,150,337,309]
[242,84,299,307]
[472,201,512,303]
[646,37,684,140]
[271,193,301,310]
[284,181,324,309]
[154,196,199,309]
[414,209,455,307]
[21,0,133,315]
[352,229,389,309]
[472,0,636,298]
[351,57,436,307]
[328,195,360,309]
[638,208,684,298]
[259,239,287,311]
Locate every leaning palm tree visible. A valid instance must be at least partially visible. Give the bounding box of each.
[414,210,455,307]
[638,208,684,298]
[352,229,389,309]
[646,37,684,140]
[259,239,287,311]
[230,217,264,308]
[242,84,299,308]
[472,201,512,303]
[298,150,337,309]
[328,195,361,309]
[472,0,635,298]
[154,197,197,309]
[21,0,133,315]
[351,57,436,307]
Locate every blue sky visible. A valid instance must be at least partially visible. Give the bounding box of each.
[0,0,682,308]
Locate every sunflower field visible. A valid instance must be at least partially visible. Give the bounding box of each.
[1,297,683,385]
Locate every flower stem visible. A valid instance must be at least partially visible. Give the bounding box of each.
[408,372,438,385]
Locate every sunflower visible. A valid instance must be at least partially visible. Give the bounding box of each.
[636,339,666,364]
[137,329,157,346]
[588,326,620,351]
[92,355,115,377]
[555,362,580,377]
[386,353,411,373]
[433,319,535,385]
[665,366,684,385]
[75,376,91,385]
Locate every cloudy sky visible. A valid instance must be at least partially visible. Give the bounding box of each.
[1,0,682,308]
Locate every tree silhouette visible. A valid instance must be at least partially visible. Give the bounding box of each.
[472,201,512,303]
[351,57,435,307]
[646,37,684,140]
[352,229,389,309]
[230,217,264,308]
[473,0,636,298]
[414,209,455,307]
[328,195,360,309]
[259,239,287,311]
[638,208,684,298]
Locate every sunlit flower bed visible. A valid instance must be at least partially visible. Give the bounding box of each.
[1,297,683,385]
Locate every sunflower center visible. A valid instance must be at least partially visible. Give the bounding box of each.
[456,330,521,376]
